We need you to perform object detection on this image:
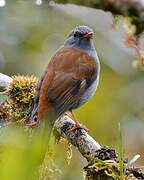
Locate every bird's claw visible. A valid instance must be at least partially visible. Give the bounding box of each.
[69,122,89,132]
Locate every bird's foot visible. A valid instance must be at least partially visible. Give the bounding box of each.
[69,121,89,132]
[63,111,89,131]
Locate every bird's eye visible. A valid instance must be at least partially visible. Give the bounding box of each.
[74,31,82,38]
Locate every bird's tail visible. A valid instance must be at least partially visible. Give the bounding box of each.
[29,102,58,165]
[29,113,56,166]
[27,74,58,164]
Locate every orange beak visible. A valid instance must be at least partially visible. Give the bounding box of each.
[82,32,93,39]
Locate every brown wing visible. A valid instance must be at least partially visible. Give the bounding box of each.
[43,47,98,116]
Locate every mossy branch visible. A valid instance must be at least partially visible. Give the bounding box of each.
[0,73,143,179]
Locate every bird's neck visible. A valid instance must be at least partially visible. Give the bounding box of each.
[65,40,100,74]
[65,40,95,56]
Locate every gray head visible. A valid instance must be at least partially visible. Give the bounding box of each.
[64,25,95,51]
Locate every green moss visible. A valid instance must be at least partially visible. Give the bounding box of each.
[0,103,11,122]
[84,159,120,180]
[9,75,37,106]
[0,75,38,123]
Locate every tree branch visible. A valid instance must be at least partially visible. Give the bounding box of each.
[0,73,12,93]
[55,115,101,162]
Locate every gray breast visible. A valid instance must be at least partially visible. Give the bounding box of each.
[78,75,99,107]
[78,49,100,107]
[67,43,100,109]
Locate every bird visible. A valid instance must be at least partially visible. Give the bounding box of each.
[29,25,100,138]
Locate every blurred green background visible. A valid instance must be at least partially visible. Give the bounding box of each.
[0,0,144,179]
